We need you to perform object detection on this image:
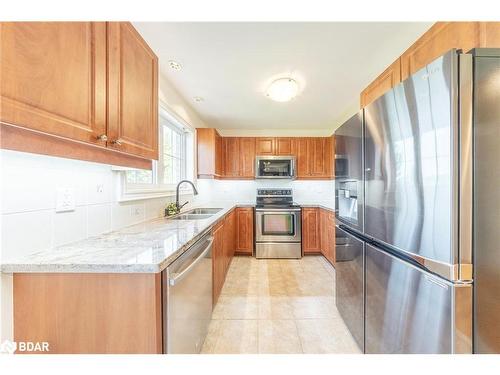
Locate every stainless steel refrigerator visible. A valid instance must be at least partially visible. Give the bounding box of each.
[335,48,500,354]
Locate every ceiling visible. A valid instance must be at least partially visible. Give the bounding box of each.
[133,22,433,132]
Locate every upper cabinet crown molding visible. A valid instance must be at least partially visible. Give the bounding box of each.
[360,59,401,108]
[0,21,159,167]
[360,21,500,107]
[400,22,480,81]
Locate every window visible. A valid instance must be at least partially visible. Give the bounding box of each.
[121,105,194,198]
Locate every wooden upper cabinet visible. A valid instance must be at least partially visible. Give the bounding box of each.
[256,137,275,155]
[400,22,480,80]
[223,137,240,177]
[310,137,333,177]
[302,208,321,253]
[276,137,294,155]
[1,22,159,165]
[479,22,500,47]
[236,207,254,254]
[107,22,158,160]
[0,22,107,145]
[360,59,401,108]
[239,137,256,178]
[296,137,333,179]
[295,138,310,178]
[197,128,220,178]
[215,131,224,176]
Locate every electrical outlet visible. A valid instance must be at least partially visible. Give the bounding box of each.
[55,187,76,213]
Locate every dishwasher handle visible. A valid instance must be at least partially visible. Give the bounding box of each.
[169,237,214,287]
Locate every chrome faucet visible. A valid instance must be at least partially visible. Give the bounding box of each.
[175,180,199,213]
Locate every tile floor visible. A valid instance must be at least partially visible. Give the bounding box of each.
[202,255,361,354]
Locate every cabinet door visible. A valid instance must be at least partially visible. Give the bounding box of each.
[107,22,158,160]
[212,222,225,304]
[360,59,401,108]
[302,208,320,253]
[400,22,479,80]
[223,137,240,177]
[328,220,336,265]
[239,137,256,178]
[215,132,224,176]
[256,137,275,155]
[320,209,328,256]
[0,22,107,145]
[236,208,254,254]
[310,138,327,176]
[295,138,310,177]
[276,138,294,155]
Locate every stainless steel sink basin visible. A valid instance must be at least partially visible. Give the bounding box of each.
[184,208,223,215]
[170,214,214,220]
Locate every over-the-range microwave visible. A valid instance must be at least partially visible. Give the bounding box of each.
[255,156,296,179]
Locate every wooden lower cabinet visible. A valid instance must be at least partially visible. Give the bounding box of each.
[325,211,336,265]
[213,208,239,304]
[13,273,162,354]
[302,208,321,253]
[236,207,254,255]
[212,220,225,304]
[305,207,336,264]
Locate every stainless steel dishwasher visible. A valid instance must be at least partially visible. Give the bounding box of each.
[163,231,213,354]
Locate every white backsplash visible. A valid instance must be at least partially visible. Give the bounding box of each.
[0,149,181,341]
[193,178,335,205]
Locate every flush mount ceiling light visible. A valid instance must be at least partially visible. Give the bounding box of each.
[193,96,204,103]
[168,60,182,71]
[266,77,299,102]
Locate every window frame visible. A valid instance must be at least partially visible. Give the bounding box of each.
[117,103,196,201]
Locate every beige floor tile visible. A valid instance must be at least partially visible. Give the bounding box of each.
[289,296,336,319]
[258,320,302,354]
[296,319,361,354]
[259,296,294,319]
[204,256,358,355]
[222,296,259,319]
[213,320,259,354]
[201,319,222,354]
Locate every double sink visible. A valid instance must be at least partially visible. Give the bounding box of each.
[170,208,223,220]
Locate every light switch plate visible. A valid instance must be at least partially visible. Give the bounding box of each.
[55,187,76,213]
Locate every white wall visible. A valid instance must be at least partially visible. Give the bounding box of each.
[0,149,185,342]
[193,179,335,205]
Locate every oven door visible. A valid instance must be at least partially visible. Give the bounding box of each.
[255,208,301,242]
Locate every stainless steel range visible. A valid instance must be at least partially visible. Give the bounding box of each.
[255,189,302,259]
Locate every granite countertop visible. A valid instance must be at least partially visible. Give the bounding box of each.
[0,201,333,274]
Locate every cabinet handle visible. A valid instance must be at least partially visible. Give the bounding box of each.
[96,134,108,141]
[110,139,122,146]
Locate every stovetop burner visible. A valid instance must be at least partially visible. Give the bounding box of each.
[256,188,298,209]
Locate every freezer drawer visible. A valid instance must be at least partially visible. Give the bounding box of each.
[335,225,364,352]
[365,244,472,354]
